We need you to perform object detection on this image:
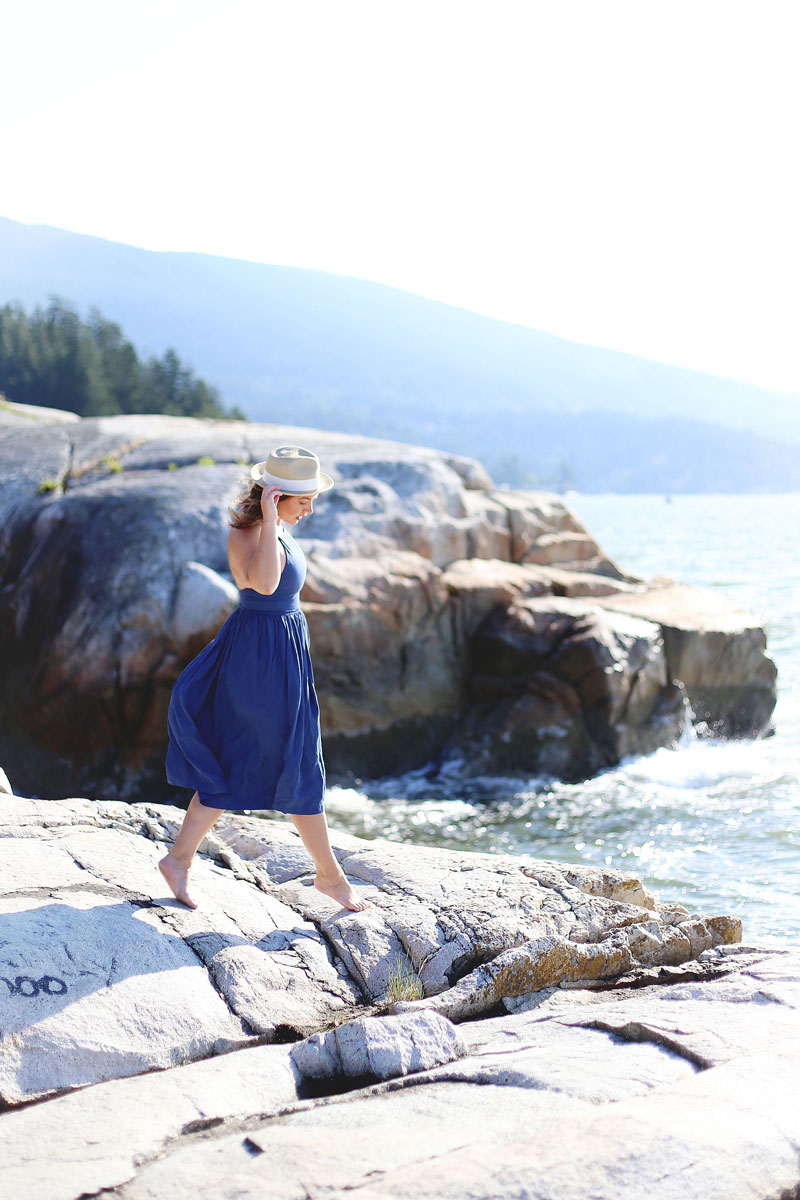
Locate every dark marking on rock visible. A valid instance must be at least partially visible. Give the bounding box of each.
[1,974,68,997]
[180,1116,225,1135]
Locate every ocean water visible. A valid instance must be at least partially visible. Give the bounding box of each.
[323,493,800,945]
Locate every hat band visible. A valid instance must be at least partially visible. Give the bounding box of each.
[260,467,323,494]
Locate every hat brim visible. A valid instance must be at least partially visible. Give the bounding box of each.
[249,463,334,494]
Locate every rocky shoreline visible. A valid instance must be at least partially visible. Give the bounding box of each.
[1,401,792,1194]
[0,401,778,802]
[1,783,798,1198]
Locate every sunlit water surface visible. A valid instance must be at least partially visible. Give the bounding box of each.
[318,494,800,943]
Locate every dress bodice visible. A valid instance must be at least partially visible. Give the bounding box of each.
[237,527,307,613]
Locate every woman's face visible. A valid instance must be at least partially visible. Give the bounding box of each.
[275,492,317,524]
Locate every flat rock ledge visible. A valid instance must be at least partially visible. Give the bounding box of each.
[2,791,799,1199]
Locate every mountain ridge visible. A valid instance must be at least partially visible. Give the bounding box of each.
[2,215,799,490]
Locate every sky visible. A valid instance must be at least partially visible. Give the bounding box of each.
[2,0,799,394]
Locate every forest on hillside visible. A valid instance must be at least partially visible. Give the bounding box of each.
[0,298,246,422]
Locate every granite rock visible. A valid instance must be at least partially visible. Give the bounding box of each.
[1,791,742,1105]
[1,859,795,1200]
[290,1009,467,1082]
[0,406,777,796]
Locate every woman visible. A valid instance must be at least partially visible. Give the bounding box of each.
[159,444,372,913]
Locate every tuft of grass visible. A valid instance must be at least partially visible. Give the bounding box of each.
[2,396,39,421]
[385,955,425,1003]
[196,455,215,466]
[38,477,61,493]
[103,454,123,474]
[167,461,178,471]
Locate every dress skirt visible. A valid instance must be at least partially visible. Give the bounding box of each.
[165,528,326,814]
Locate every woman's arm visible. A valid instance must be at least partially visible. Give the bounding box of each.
[227,486,286,593]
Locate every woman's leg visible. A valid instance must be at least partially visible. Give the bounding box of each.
[158,792,225,909]
[290,810,373,912]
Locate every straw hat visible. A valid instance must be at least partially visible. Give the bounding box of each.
[249,445,334,494]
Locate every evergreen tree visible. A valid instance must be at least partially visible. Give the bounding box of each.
[0,297,246,421]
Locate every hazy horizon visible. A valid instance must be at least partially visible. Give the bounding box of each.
[5,213,800,403]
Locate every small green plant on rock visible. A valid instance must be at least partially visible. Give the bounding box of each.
[167,461,178,470]
[386,955,425,1003]
[103,454,123,473]
[38,477,61,493]
[3,397,38,421]
[197,455,215,466]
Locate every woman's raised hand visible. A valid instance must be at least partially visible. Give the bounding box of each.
[260,484,282,527]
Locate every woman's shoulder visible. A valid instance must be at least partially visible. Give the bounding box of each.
[227,522,259,542]
[227,523,259,560]
[227,521,286,591]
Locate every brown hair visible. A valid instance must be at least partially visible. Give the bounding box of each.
[227,478,265,529]
[227,478,314,529]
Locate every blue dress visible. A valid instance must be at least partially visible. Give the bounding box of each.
[165,525,326,814]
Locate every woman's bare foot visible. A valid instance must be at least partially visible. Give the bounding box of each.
[158,852,198,909]
[314,870,374,912]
